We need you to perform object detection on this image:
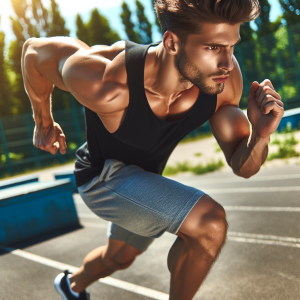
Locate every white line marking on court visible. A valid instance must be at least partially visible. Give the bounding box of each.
[79,220,300,247]
[228,232,300,244]
[224,206,300,212]
[0,246,169,300]
[227,237,300,248]
[175,173,300,185]
[203,186,300,194]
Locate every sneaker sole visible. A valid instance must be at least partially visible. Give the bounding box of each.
[54,273,69,300]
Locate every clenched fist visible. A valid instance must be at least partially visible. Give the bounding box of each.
[33,121,67,155]
[247,79,284,138]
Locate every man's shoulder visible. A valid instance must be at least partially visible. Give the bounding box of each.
[91,40,126,60]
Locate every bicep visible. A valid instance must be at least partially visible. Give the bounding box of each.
[209,105,250,165]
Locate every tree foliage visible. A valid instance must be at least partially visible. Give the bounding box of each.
[136,0,152,44]
[151,0,161,33]
[278,0,300,27]
[240,22,254,42]
[76,15,89,44]
[121,1,154,43]
[254,0,282,37]
[120,2,140,43]
[0,29,12,117]
[8,0,70,115]
[48,0,70,37]
[76,9,120,46]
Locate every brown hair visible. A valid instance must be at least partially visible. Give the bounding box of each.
[154,0,260,41]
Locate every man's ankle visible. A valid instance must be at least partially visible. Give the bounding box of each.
[69,275,85,294]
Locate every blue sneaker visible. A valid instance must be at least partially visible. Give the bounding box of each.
[54,270,90,300]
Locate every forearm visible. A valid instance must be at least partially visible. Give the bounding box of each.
[230,130,270,178]
[30,93,54,127]
[21,42,53,126]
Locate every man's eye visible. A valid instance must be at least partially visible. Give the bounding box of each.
[207,46,218,50]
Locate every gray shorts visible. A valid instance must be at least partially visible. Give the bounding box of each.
[78,159,205,252]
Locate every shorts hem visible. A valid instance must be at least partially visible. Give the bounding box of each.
[167,190,206,235]
[107,232,154,252]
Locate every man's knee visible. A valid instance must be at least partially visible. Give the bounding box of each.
[102,242,143,272]
[177,194,228,259]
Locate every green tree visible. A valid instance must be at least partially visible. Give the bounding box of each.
[136,0,152,44]
[48,0,70,37]
[0,29,12,117]
[254,0,282,37]
[151,0,161,33]
[48,0,71,112]
[240,22,254,42]
[88,9,120,46]
[278,0,300,27]
[76,9,120,46]
[120,2,140,43]
[76,14,89,45]
[8,0,71,115]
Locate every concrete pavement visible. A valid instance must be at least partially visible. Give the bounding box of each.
[0,163,299,299]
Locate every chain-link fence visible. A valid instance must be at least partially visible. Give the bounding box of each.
[0,95,86,179]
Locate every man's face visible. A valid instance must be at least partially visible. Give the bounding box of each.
[176,23,241,95]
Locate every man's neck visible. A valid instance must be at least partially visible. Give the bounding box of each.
[144,43,195,105]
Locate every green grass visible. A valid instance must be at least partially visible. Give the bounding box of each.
[1,152,24,163]
[163,159,224,176]
[214,143,221,152]
[267,132,300,161]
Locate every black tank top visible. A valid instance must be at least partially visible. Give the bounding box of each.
[74,41,217,187]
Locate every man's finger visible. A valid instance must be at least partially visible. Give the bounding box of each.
[52,141,59,155]
[261,95,284,111]
[263,101,284,116]
[260,78,275,90]
[255,85,264,106]
[248,81,260,101]
[257,86,281,106]
[58,134,67,154]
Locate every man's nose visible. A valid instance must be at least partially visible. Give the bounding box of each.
[218,49,234,72]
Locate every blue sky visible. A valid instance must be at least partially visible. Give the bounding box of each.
[1,0,284,45]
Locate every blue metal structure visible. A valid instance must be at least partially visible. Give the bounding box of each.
[0,179,79,246]
[278,107,300,132]
[54,170,78,193]
[0,174,39,190]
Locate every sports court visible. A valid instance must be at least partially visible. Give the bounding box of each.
[0,162,299,300]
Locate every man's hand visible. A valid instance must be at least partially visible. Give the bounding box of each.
[247,79,284,138]
[33,122,67,155]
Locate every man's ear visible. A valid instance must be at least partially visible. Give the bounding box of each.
[162,31,180,55]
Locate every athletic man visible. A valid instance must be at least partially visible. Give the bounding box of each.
[21,0,284,299]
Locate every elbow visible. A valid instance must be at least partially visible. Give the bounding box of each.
[241,174,253,179]
[22,37,36,53]
[233,167,260,179]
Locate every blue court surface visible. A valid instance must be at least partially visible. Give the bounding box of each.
[0,163,299,300]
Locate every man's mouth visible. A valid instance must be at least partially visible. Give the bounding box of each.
[212,76,228,83]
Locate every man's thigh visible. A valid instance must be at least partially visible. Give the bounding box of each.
[78,159,205,239]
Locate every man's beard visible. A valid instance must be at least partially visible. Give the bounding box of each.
[177,47,226,95]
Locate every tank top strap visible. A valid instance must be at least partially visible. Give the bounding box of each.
[125,41,149,101]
